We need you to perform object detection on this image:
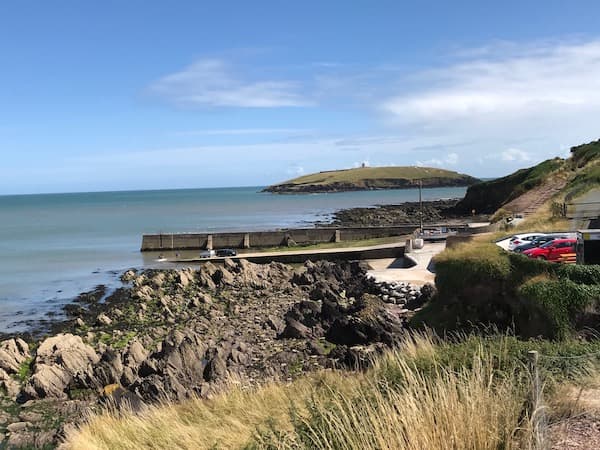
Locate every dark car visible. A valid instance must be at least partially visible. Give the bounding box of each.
[513,235,565,253]
[216,248,237,257]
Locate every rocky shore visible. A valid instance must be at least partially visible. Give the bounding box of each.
[0,259,433,448]
[323,199,474,227]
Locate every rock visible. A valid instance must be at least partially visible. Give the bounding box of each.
[6,431,35,448]
[266,315,285,334]
[134,285,155,303]
[198,271,217,290]
[124,341,148,369]
[121,269,137,282]
[203,351,227,382]
[419,283,436,302]
[0,368,22,399]
[132,330,206,402]
[7,421,31,432]
[178,269,195,287]
[101,384,145,412]
[279,318,312,339]
[0,338,30,374]
[212,268,235,286]
[96,313,112,326]
[75,317,85,327]
[229,348,248,365]
[93,348,124,387]
[199,292,212,304]
[23,334,99,399]
[223,258,238,272]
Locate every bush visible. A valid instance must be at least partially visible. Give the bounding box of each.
[413,243,600,339]
[519,277,600,339]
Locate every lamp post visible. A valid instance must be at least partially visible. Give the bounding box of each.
[419,180,423,234]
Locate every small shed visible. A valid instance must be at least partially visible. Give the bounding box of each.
[576,229,600,265]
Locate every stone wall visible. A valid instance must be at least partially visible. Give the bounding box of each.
[141,226,417,251]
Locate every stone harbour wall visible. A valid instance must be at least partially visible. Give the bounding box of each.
[141,226,418,251]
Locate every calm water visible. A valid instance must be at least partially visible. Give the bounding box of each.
[0,186,466,331]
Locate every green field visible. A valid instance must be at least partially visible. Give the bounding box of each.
[264,166,479,193]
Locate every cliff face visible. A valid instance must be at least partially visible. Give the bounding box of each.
[264,167,480,194]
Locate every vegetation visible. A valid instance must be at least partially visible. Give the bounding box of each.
[263,166,480,193]
[413,238,600,339]
[454,157,564,214]
[63,331,600,449]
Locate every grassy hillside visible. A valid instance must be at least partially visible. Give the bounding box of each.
[454,138,600,214]
[453,158,565,214]
[264,166,480,193]
[565,139,600,200]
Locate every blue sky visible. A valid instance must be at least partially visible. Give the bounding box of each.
[2,1,600,194]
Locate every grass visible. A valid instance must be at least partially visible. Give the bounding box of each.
[266,166,477,191]
[63,331,600,449]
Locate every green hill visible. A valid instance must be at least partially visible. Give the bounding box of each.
[263,166,480,193]
[453,139,600,214]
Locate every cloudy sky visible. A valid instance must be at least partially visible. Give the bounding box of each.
[1,0,600,194]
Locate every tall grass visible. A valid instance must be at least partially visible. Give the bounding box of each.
[64,333,536,450]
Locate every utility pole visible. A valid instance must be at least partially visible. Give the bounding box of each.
[419,180,423,234]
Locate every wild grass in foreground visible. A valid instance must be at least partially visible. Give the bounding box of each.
[63,332,600,449]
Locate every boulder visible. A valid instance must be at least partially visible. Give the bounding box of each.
[0,338,30,374]
[23,334,99,399]
[93,348,124,387]
[177,269,195,287]
[279,318,312,339]
[212,267,235,286]
[204,352,227,382]
[96,313,112,326]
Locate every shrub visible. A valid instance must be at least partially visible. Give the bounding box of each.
[519,277,600,339]
[414,241,600,339]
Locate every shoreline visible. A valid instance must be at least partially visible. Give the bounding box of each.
[0,259,432,446]
[1,198,479,337]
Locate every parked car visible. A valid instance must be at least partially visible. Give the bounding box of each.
[513,235,566,253]
[199,249,216,258]
[507,233,547,251]
[522,238,576,261]
[216,248,237,257]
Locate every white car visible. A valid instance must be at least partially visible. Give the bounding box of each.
[507,233,547,251]
[199,249,216,258]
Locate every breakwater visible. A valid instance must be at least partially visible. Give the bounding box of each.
[141,226,419,251]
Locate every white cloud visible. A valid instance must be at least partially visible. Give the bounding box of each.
[149,59,311,108]
[286,165,305,176]
[416,152,459,167]
[383,40,600,122]
[379,39,600,176]
[501,148,531,162]
[445,152,459,165]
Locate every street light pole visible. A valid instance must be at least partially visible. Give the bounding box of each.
[419,180,423,234]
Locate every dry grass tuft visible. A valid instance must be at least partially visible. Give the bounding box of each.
[64,333,534,450]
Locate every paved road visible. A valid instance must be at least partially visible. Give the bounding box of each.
[366,242,446,286]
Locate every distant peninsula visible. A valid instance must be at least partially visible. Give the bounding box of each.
[263,166,481,194]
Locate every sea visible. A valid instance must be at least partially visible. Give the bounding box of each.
[0,186,467,332]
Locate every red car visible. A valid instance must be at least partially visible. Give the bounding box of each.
[522,238,576,262]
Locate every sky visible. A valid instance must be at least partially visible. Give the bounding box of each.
[2,1,600,194]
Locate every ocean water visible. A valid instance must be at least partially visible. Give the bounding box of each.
[0,186,466,332]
